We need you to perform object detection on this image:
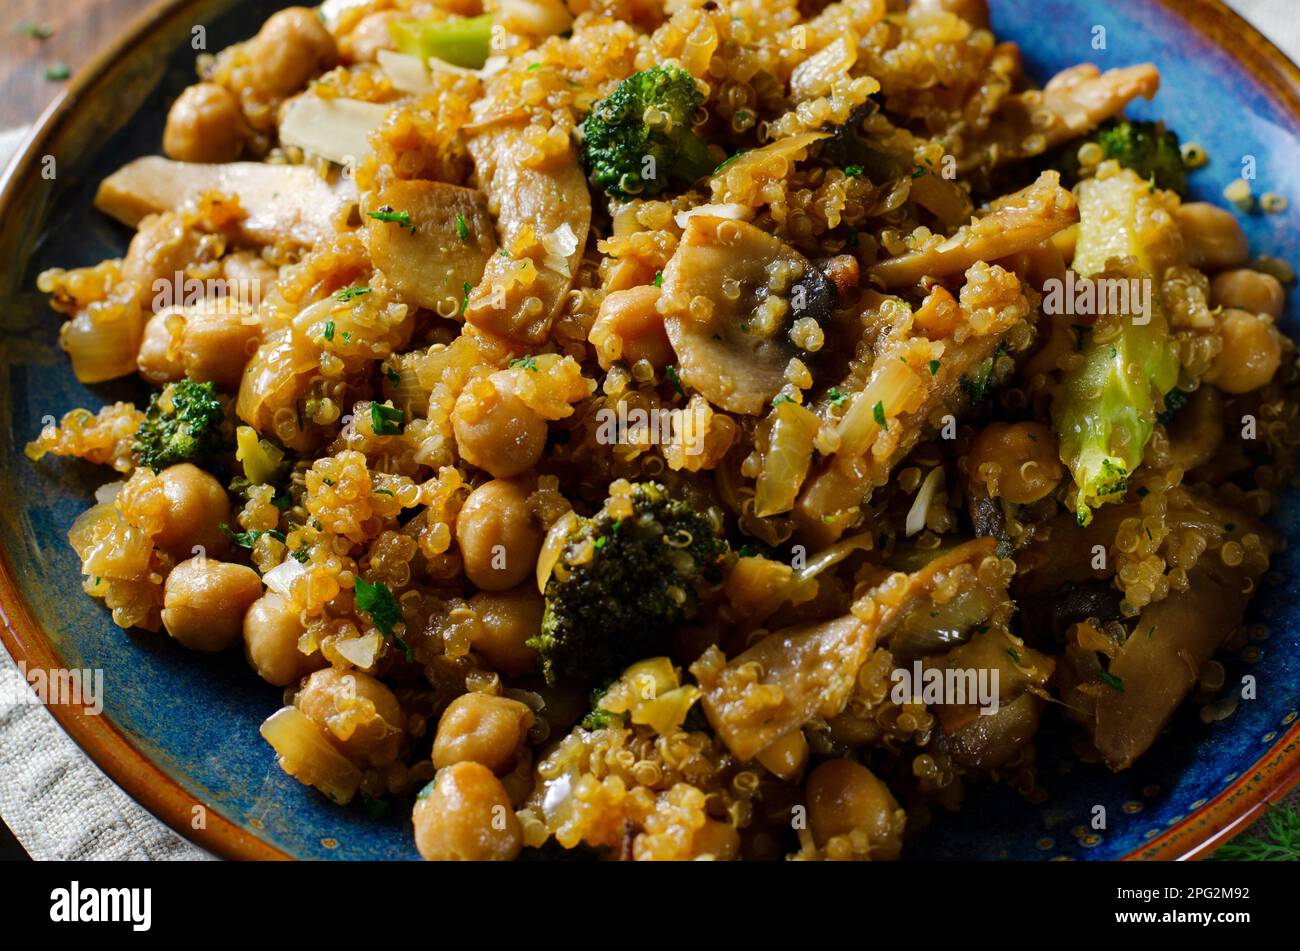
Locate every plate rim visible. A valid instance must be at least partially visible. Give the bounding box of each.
[0,0,1297,862]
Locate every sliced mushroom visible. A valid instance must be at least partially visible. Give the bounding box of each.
[694,612,876,761]
[1091,559,1259,770]
[962,63,1160,171]
[365,179,496,312]
[278,94,390,166]
[659,216,834,415]
[96,157,355,247]
[868,171,1079,289]
[795,265,1035,546]
[462,123,591,345]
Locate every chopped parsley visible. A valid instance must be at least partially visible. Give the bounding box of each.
[1099,668,1125,692]
[928,359,941,376]
[771,394,793,407]
[653,271,663,287]
[353,576,413,661]
[1006,648,1021,664]
[370,402,404,436]
[45,63,69,81]
[460,280,472,316]
[844,164,864,177]
[322,320,335,341]
[361,793,390,818]
[334,286,371,302]
[21,22,53,39]
[385,365,401,385]
[873,400,887,429]
[220,524,286,549]
[367,206,411,226]
[665,364,685,397]
[581,707,624,730]
[510,355,539,372]
[911,166,929,179]
[455,212,469,242]
[827,387,849,407]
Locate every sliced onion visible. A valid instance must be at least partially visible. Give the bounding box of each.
[673,203,754,229]
[743,532,874,629]
[94,481,126,504]
[836,358,923,457]
[536,511,579,593]
[278,95,390,166]
[264,557,306,597]
[906,466,944,537]
[335,632,383,669]
[754,400,819,517]
[376,49,435,94]
[260,706,362,805]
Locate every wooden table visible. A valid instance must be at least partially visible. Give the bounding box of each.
[0,0,157,130]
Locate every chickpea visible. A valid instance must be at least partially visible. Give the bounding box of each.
[456,479,543,591]
[590,286,674,370]
[692,819,741,860]
[452,379,547,479]
[250,7,337,98]
[181,302,262,390]
[1211,268,1285,319]
[162,83,246,163]
[806,759,904,860]
[967,421,1063,504]
[432,693,535,774]
[137,309,185,386]
[468,586,543,676]
[412,762,522,861]
[1175,202,1250,271]
[161,557,263,652]
[244,592,326,686]
[339,10,402,64]
[151,464,232,561]
[1203,308,1283,394]
[296,668,404,768]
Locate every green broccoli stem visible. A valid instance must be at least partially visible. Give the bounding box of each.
[675,130,716,184]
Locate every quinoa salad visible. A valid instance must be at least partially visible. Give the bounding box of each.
[23,0,1300,860]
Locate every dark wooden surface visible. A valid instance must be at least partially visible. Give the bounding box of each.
[1,0,158,130]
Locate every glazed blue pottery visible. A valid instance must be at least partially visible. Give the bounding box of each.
[0,0,1297,859]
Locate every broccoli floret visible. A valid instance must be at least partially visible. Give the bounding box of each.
[1056,119,1188,197]
[133,379,226,471]
[580,66,715,200]
[529,482,728,684]
[1097,120,1187,196]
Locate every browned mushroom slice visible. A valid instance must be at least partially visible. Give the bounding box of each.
[962,63,1160,171]
[365,180,496,313]
[462,124,591,345]
[695,538,1001,761]
[660,216,833,415]
[693,612,876,762]
[795,266,1035,546]
[95,156,355,247]
[868,171,1078,289]
[1019,493,1277,770]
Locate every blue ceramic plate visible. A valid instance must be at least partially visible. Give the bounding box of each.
[1,0,1298,860]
